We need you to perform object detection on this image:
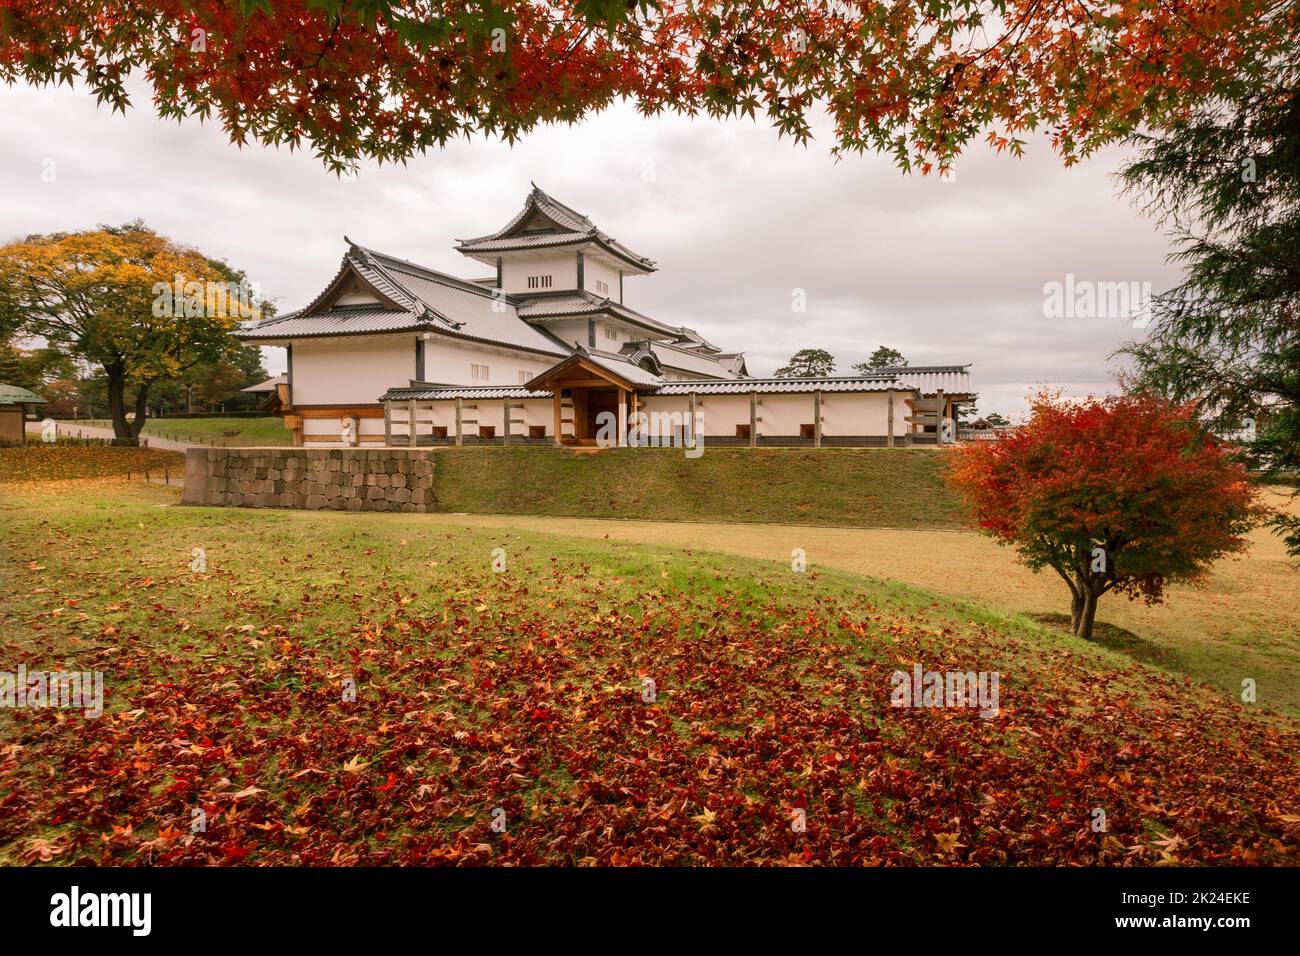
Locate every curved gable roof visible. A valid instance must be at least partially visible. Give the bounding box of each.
[456,185,656,272]
[235,241,569,356]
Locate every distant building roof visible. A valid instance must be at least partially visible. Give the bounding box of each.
[242,374,288,393]
[714,352,750,377]
[0,383,47,405]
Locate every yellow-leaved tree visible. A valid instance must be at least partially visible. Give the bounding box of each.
[0,223,265,442]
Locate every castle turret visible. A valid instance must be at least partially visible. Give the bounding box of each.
[455,184,655,302]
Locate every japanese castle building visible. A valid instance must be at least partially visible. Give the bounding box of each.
[236,185,974,448]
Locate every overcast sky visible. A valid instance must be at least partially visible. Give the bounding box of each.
[0,79,1179,418]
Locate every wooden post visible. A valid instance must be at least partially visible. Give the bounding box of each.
[383,401,393,446]
[688,391,698,446]
[503,398,511,445]
[936,388,947,444]
[455,397,463,446]
[749,391,757,448]
[553,390,562,446]
[813,390,822,448]
[887,389,895,447]
[617,388,627,447]
[408,398,418,448]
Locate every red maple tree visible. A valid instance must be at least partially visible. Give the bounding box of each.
[947,393,1265,639]
[0,1,1294,172]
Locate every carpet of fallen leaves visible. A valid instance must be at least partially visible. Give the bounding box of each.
[0,443,183,483]
[1,476,1297,866]
[4,580,1298,866]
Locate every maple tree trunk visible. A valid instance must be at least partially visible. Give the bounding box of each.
[1069,592,1084,634]
[1065,567,1086,634]
[1075,590,1100,640]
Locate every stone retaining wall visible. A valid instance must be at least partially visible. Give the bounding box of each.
[181,447,435,511]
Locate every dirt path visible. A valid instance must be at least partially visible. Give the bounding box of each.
[417,488,1300,712]
[26,421,195,451]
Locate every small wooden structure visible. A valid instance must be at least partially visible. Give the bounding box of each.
[0,384,46,444]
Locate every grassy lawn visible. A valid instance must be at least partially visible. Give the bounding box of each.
[81,417,293,446]
[426,446,965,529]
[1,469,1296,866]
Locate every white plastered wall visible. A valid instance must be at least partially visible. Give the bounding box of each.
[819,392,892,436]
[420,337,557,387]
[500,254,578,294]
[540,318,590,349]
[394,397,556,440]
[639,390,895,440]
[292,333,563,446]
[292,335,415,406]
[583,258,621,299]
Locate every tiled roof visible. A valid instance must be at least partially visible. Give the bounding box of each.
[629,340,736,378]
[455,233,590,252]
[654,376,906,396]
[384,384,554,401]
[456,185,655,271]
[242,374,287,392]
[714,352,750,377]
[371,252,568,356]
[671,325,721,352]
[514,292,606,318]
[235,306,424,340]
[585,351,664,386]
[517,292,678,336]
[0,383,46,404]
[381,371,917,402]
[874,365,975,396]
[235,243,569,357]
